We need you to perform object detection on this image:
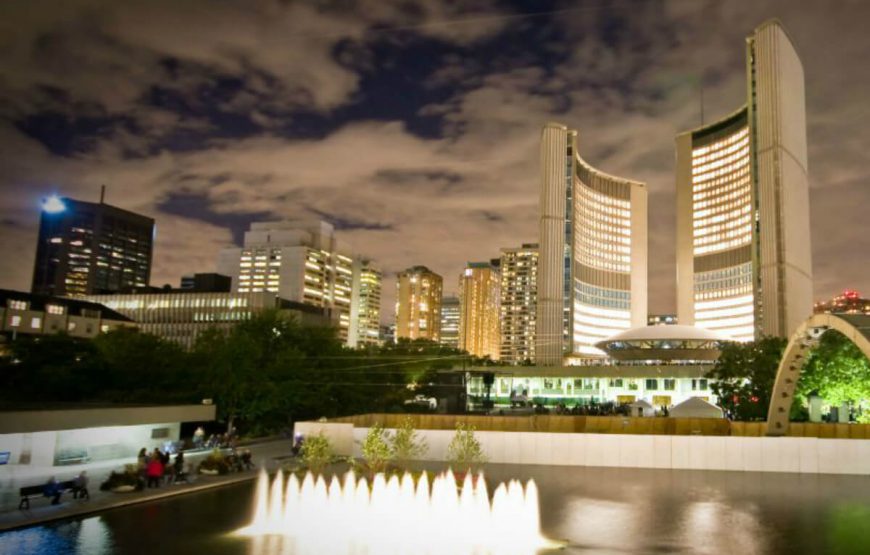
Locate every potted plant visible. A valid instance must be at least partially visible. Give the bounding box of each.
[99,464,144,493]
[198,448,230,475]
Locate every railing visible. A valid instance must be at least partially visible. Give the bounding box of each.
[329,413,870,439]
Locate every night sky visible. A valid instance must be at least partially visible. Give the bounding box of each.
[1,0,868,320]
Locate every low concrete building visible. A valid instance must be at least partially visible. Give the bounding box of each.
[83,291,336,350]
[0,404,216,467]
[0,289,133,345]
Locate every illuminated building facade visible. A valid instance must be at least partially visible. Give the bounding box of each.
[499,244,538,364]
[31,196,154,297]
[459,262,501,360]
[1,289,133,343]
[395,266,443,342]
[537,123,648,364]
[218,221,357,344]
[440,295,460,349]
[84,291,334,350]
[814,290,870,316]
[676,20,812,341]
[349,259,382,347]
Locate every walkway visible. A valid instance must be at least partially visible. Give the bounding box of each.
[0,439,292,532]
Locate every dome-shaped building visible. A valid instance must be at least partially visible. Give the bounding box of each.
[595,325,729,362]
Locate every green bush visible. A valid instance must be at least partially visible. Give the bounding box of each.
[300,432,334,474]
[446,423,487,471]
[390,417,428,470]
[361,423,392,474]
[198,448,231,475]
[100,464,144,491]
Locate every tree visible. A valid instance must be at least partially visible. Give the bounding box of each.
[446,423,487,470]
[390,417,428,470]
[300,433,334,474]
[797,331,870,421]
[707,336,787,420]
[361,423,392,475]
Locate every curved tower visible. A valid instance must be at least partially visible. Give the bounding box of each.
[537,123,648,364]
[676,20,812,341]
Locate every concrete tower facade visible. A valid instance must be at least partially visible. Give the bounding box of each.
[676,20,812,341]
[537,123,648,364]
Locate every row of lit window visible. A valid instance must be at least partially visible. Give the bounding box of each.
[692,127,749,158]
[694,187,750,214]
[691,131,749,166]
[692,144,750,179]
[694,205,752,232]
[576,184,632,216]
[694,214,752,240]
[694,222,752,248]
[694,284,752,302]
[692,165,749,196]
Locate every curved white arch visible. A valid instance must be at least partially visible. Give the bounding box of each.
[766,313,870,435]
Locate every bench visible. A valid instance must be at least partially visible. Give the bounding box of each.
[19,479,89,510]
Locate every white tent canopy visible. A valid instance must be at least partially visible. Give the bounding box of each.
[629,399,655,417]
[670,397,724,419]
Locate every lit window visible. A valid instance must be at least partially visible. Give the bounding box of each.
[10,315,21,327]
[31,317,42,328]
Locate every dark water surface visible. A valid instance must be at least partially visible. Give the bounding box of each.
[1,465,869,555]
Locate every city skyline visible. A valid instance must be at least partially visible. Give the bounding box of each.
[1,2,869,321]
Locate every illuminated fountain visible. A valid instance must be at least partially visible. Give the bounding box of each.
[236,468,561,554]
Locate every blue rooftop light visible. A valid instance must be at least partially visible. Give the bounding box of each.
[41,195,67,214]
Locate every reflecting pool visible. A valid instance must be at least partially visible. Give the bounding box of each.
[2,464,869,554]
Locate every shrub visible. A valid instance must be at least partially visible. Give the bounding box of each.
[361,423,392,475]
[390,417,428,470]
[100,464,144,491]
[300,432,334,474]
[447,423,487,471]
[198,448,231,475]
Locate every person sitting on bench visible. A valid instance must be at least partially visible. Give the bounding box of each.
[72,471,89,499]
[43,477,62,505]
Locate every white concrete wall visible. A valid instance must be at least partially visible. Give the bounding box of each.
[304,423,870,475]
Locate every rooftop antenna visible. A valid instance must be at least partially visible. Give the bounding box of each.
[100,185,106,204]
[700,79,705,126]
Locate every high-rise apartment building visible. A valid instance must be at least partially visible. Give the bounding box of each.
[218,221,359,344]
[395,266,443,342]
[499,244,538,364]
[676,20,812,341]
[349,259,382,347]
[31,195,154,297]
[537,123,648,364]
[440,295,460,349]
[459,262,501,360]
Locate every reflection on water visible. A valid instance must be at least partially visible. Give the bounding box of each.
[2,464,869,555]
[236,468,558,555]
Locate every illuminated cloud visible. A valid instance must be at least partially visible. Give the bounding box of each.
[0,0,868,320]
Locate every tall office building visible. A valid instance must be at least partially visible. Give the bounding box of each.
[395,266,443,342]
[537,123,648,364]
[218,221,357,344]
[440,295,460,349]
[459,262,501,360]
[31,195,154,297]
[349,259,382,347]
[676,20,812,341]
[499,244,538,364]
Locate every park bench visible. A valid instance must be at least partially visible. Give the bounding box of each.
[19,479,89,510]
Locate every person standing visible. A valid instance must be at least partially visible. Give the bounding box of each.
[146,455,164,488]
